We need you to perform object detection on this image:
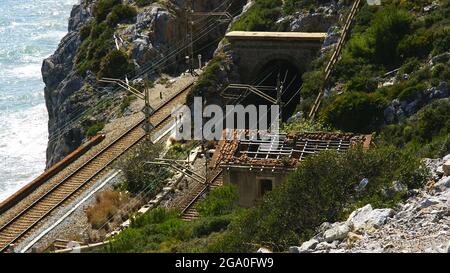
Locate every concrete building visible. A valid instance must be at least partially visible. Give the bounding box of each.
[211,130,372,207]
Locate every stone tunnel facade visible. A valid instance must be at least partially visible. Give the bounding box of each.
[225,31,327,83]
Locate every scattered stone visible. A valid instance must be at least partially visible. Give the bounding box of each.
[316,241,337,251]
[323,223,351,243]
[257,247,272,253]
[434,177,450,192]
[420,198,440,208]
[348,232,363,242]
[347,204,393,231]
[443,160,450,176]
[297,239,319,253]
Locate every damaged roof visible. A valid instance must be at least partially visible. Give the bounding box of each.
[211,130,372,171]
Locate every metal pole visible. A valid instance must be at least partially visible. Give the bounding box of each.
[144,82,151,134]
[187,0,195,75]
[198,54,202,69]
[276,72,283,125]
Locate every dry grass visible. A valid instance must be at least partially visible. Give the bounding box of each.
[86,190,130,230]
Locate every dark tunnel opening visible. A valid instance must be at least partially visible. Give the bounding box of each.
[242,60,303,123]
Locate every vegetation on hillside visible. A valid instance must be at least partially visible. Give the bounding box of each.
[379,99,450,158]
[98,0,447,253]
[231,0,325,31]
[117,140,171,195]
[109,185,242,253]
[107,146,428,253]
[299,1,449,133]
[76,0,137,77]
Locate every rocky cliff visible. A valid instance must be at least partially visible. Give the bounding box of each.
[42,0,244,167]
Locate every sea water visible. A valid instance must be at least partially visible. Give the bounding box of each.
[0,0,77,202]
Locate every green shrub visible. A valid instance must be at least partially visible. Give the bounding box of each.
[320,92,387,133]
[118,140,171,195]
[432,28,450,55]
[93,0,121,23]
[106,4,137,26]
[231,0,283,31]
[283,0,318,15]
[135,0,155,7]
[79,23,92,41]
[192,215,233,237]
[75,22,115,75]
[86,122,105,137]
[399,58,421,75]
[378,99,450,157]
[120,94,137,113]
[187,54,226,103]
[397,84,425,102]
[369,7,413,66]
[197,185,238,217]
[398,29,433,59]
[99,50,134,79]
[210,147,429,252]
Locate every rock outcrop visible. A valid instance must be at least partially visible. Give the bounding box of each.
[42,0,241,167]
[290,154,450,253]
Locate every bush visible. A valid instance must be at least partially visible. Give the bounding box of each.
[79,23,92,41]
[378,99,450,157]
[432,28,450,56]
[231,0,283,31]
[86,122,105,137]
[397,84,425,102]
[187,54,226,103]
[320,92,387,133]
[99,50,134,79]
[283,0,318,15]
[210,147,429,252]
[118,140,171,195]
[398,29,433,59]
[76,22,115,75]
[369,7,413,67]
[120,94,137,113]
[399,57,421,75]
[135,0,155,7]
[93,0,121,23]
[106,4,137,26]
[192,216,233,237]
[197,185,238,217]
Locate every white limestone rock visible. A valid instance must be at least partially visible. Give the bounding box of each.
[434,176,450,192]
[443,160,450,176]
[347,204,394,231]
[323,223,351,243]
[297,239,319,253]
[257,247,272,253]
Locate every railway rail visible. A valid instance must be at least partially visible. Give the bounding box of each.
[308,0,363,120]
[0,83,193,252]
[180,170,224,221]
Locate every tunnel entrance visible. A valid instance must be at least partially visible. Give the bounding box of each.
[242,60,303,122]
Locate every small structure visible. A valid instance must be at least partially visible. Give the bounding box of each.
[211,130,371,207]
[225,31,326,82]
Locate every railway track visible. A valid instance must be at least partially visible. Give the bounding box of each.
[308,0,363,120]
[0,83,193,252]
[180,170,224,221]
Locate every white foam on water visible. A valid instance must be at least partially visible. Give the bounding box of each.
[0,103,48,202]
[5,64,42,79]
[0,0,78,202]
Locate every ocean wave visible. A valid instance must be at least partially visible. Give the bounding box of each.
[4,63,42,79]
[30,30,68,44]
[0,0,78,202]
